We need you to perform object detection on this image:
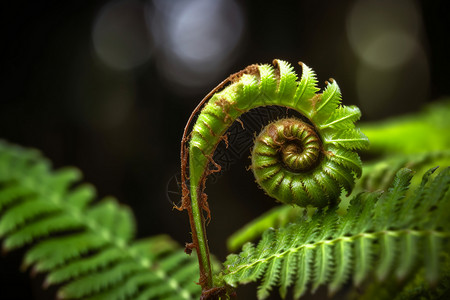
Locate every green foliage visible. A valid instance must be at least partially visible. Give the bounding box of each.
[360,100,450,155]
[182,59,369,292]
[0,140,201,300]
[357,150,450,193]
[218,167,450,299]
[357,100,450,196]
[350,253,450,300]
[226,205,304,252]
[226,102,450,252]
[2,67,449,300]
[188,59,368,209]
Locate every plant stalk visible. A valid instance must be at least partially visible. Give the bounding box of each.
[189,186,213,290]
[179,76,233,295]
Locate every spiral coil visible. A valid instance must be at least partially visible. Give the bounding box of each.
[184,59,368,209]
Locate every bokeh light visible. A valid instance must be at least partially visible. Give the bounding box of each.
[347,0,430,118]
[92,0,153,71]
[347,0,421,70]
[147,0,244,92]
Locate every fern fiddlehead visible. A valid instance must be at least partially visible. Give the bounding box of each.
[252,117,345,208]
[180,60,368,295]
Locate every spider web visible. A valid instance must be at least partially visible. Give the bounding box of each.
[166,106,307,205]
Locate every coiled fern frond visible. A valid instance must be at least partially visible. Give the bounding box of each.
[0,140,201,300]
[218,167,450,299]
[180,60,368,292]
[185,59,368,210]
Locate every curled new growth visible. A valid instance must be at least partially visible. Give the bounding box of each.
[184,59,368,209]
[179,59,369,292]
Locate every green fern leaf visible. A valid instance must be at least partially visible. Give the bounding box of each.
[376,234,397,281]
[420,167,450,227]
[65,184,96,209]
[49,167,83,194]
[275,60,299,104]
[227,205,304,252]
[81,272,155,300]
[352,231,374,287]
[328,239,352,295]
[322,160,356,195]
[0,140,201,300]
[293,62,319,112]
[0,184,34,211]
[293,247,313,299]
[25,232,109,271]
[311,214,337,292]
[258,64,278,102]
[242,230,274,284]
[311,79,341,122]
[257,256,283,299]
[320,105,361,130]
[258,227,291,299]
[3,213,84,251]
[395,233,419,280]
[360,100,450,155]
[373,168,414,230]
[323,128,369,150]
[279,248,297,299]
[0,198,61,236]
[327,146,363,178]
[424,233,441,284]
[45,246,124,286]
[57,259,142,299]
[395,167,438,227]
[219,167,450,299]
[86,199,135,242]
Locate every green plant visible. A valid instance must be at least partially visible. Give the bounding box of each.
[0,140,201,299]
[0,60,449,300]
[219,167,449,298]
[178,60,368,294]
[178,60,450,298]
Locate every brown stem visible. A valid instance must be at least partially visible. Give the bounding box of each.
[178,74,236,293]
[179,66,257,296]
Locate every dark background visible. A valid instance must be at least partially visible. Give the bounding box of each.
[1,0,449,299]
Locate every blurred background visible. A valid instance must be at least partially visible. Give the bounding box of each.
[1,0,449,299]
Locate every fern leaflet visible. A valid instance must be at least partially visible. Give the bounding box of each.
[218,167,450,299]
[0,140,201,300]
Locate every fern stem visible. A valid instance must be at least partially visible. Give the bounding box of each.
[178,72,236,294]
[189,187,213,289]
[180,60,368,296]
